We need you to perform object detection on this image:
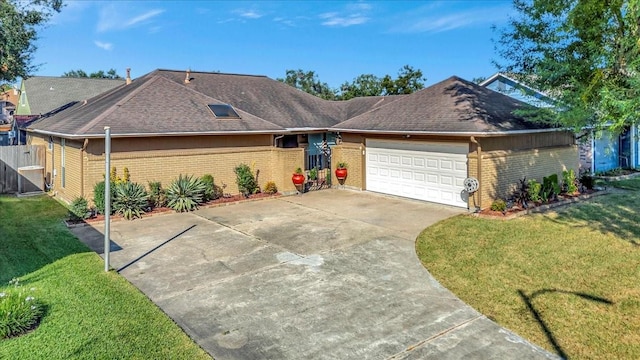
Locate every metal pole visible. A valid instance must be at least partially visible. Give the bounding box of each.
[104,126,111,272]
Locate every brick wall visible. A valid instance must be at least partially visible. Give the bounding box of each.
[471,145,578,208]
[331,141,365,190]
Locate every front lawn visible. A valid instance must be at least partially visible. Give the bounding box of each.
[0,195,211,359]
[416,181,640,359]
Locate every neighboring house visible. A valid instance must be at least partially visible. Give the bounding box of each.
[14,76,125,144]
[27,69,577,210]
[481,72,637,173]
[0,88,18,146]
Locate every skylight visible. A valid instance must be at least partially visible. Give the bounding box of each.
[208,104,241,119]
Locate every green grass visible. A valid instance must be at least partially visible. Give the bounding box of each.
[416,181,640,359]
[0,195,211,359]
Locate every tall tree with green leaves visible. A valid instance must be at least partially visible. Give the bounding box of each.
[495,0,640,132]
[339,74,384,100]
[277,69,336,100]
[382,65,426,95]
[0,0,63,83]
[62,68,123,79]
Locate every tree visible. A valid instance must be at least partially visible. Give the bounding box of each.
[62,68,122,79]
[339,74,384,100]
[495,0,640,132]
[0,0,63,83]
[277,69,336,100]
[382,65,426,95]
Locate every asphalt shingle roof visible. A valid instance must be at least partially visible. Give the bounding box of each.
[29,73,283,137]
[21,77,125,115]
[28,70,553,138]
[332,76,550,134]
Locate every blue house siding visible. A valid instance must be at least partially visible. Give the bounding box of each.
[593,132,619,172]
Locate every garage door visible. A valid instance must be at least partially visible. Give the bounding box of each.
[366,139,468,208]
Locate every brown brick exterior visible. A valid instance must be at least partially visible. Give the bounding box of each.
[29,133,305,204]
[469,146,578,209]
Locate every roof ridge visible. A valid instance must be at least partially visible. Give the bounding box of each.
[75,74,160,134]
[156,69,268,78]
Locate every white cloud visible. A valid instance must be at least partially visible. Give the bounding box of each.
[390,5,511,34]
[94,41,113,51]
[318,2,371,27]
[97,5,165,32]
[238,10,264,19]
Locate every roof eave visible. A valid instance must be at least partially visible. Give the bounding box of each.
[27,128,288,139]
[330,127,570,137]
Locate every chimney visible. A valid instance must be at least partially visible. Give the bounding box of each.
[125,68,132,85]
[184,69,191,84]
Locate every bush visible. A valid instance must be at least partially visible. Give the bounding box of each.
[308,167,318,181]
[147,181,167,209]
[0,278,44,339]
[234,163,259,196]
[166,174,206,212]
[69,196,89,221]
[200,174,216,202]
[563,169,578,193]
[263,181,278,195]
[490,199,507,212]
[542,174,561,202]
[528,179,542,202]
[93,181,116,215]
[512,178,529,208]
[113,182,148,220]
[580,171,594,190]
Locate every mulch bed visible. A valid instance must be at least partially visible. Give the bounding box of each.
[65,192,281,228]
[476,188,604,220]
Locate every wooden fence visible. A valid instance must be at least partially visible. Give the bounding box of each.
[0,145,46,194]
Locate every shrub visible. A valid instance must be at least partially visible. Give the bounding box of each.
[542,174,561,202]
[113,182,148,220]
[337,161,348,169]
[490,199,507,212]
[263,181,278,194]
[147,181,167,209]
[0,278,44,339]
[309,167,318,181]
[69,196,89,221]
[166,174,206,212]
[528,179,542,202]
[234,163,259,196]
[512,178,529,208]
[580,171,594,190]
[562,169,578,193]
[93,181,116,215]
[200,174,216,202]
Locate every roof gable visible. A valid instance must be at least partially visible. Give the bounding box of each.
[17,76,125,116]
[480,73,556,108]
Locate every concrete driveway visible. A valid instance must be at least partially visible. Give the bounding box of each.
[72,190,556,359]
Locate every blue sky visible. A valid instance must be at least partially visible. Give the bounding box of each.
[33,0,515,88]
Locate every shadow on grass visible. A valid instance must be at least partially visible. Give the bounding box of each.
[0,195,92,284]
[518,288,614,359]
[544,192,640,247]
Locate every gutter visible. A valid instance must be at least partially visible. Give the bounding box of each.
[27,129,289,139]
[328,128,569,137]
[470,136,482,210]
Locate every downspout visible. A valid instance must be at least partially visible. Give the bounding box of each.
[591,131,595,174]
[80,138,88,198]
[273,134,284,147]
[470,136,482,210]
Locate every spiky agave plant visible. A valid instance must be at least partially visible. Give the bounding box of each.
[113,182,148,220]
[166,174,206,212]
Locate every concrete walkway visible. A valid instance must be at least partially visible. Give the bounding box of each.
[72,190,558,359]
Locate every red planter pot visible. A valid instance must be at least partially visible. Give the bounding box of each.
[292,173,305,186]
[335,168,348,180]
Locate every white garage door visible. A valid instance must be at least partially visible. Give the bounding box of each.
[366,139,468,208]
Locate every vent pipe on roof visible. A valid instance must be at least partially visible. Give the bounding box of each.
[126,68,132,85]
[185,69,191,84]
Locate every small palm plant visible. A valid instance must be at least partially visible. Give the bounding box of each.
[166,174,206,212]
[113,182,148,220]
[0,278,44,339]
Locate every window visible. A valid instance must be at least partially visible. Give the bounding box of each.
[207,104,241,119]
[61,138,65,188]
[48,136,53,151]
